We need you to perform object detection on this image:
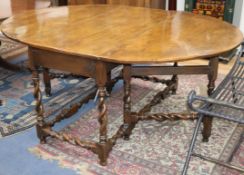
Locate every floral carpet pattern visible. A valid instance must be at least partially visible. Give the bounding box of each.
[30,75,243,175]
[0,67,96,137]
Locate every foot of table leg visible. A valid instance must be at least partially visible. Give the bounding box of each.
[123,123,136,140]
[202,117,213,142]
[202,57,218,142]
[36,126,47,144]
[97,143,110,166]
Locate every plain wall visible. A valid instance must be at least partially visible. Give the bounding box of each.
[239,1,244,33]
[177,0,184,11]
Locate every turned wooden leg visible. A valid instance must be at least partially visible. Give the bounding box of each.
[202,57,218,142]
[171,62,178,94]
[97,86,109,165]
[32,67,47,144]
[43,68,52,97]
[29,49,47,144]
[123,65,133,140]
[95,61,109,166]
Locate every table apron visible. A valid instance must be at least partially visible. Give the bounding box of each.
[131,65,211,76]
[29,47,117,78]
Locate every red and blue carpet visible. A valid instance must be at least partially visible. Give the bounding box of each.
[30,75,243,175]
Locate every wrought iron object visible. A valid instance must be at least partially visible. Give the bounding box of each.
[182,44,244,175]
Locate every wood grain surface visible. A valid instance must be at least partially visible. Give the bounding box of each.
[1,5,243,64]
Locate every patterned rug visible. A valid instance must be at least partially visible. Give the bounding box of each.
[30,75,243,175]
[0,32,27,59]
[0,67,97,137]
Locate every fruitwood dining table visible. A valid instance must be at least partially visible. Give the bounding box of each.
[1,5,243,165]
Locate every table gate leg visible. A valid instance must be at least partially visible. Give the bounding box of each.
[123,65,134,140]
[31,67,47,144]
[203,57,218,142]
[171,62,178,94]
[28,48,49,144]
[43,68,52,97]
[97,86,109,165]
[95,61,109,166]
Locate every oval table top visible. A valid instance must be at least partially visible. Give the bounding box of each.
[1,5,243,64]
[0,0,50,21]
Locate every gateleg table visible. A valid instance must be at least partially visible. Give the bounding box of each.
[1,5,243,165]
